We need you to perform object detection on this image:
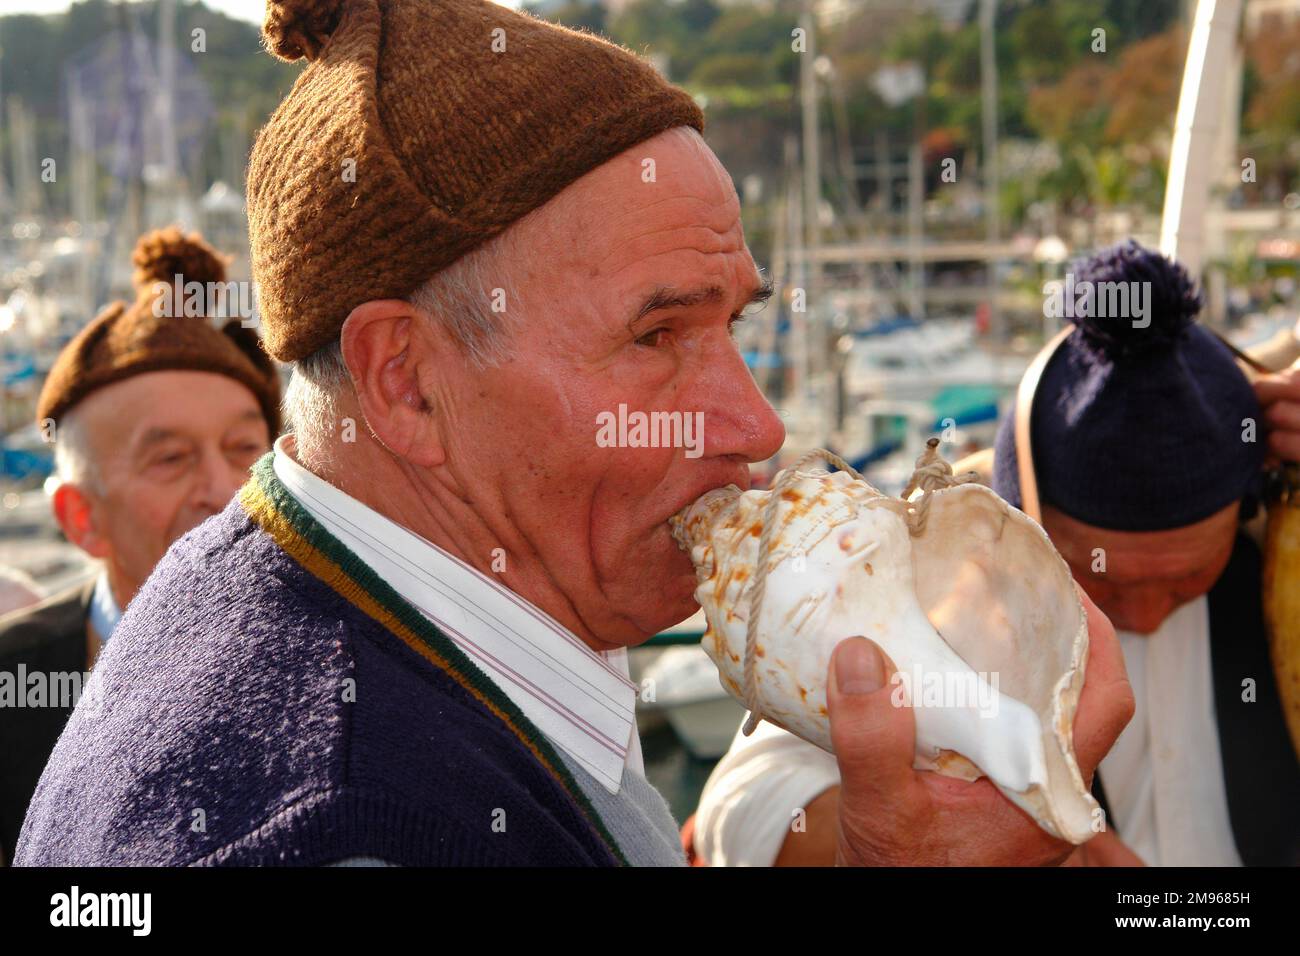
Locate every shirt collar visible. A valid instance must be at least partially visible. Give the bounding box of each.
[88,570,122,644]
[270,435,640,793]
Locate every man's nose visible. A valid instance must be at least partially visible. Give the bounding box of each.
[700,342,785,462]
[192,449,246,513]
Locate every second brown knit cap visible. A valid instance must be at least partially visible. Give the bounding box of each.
[37,228,282,437]
[248,0,706,362]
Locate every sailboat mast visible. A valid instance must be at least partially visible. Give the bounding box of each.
[157,0,179,182]
[1160,0,1243,277]
[799,0,821,379]
[979,0,1001,340]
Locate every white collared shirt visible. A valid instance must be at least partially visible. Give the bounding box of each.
[272,435,641,794]
[88,570,123,646]
[1098,596,1242,866]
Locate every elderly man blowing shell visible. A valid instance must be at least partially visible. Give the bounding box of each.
[15,0,1131,867]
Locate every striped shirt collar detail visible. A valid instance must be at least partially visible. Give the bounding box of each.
[270,436,638,795]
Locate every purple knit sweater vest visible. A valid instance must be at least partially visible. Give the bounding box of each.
[15,456,624,866]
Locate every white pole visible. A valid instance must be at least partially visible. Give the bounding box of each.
[799,0,821,376]
[980,0,1000,339]
[157,0,178,180]
[1160,0,1243,277]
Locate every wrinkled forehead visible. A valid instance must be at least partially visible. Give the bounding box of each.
[524,126,745,267]
[76,370,266,454]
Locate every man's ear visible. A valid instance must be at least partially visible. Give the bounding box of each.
[52,482,110,560]
[339,299,446,469]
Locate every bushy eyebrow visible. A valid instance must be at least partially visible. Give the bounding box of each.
[629,275,774,330]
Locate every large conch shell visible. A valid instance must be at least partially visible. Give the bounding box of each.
[670,443,1099,844]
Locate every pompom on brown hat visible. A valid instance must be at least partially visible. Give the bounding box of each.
[36,227,282,436]
[248,0,706,362]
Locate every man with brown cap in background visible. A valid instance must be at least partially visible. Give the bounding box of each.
[0,228,280,865]
[15,0,1131,866]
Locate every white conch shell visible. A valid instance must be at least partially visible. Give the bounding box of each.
[670,448,1099,844]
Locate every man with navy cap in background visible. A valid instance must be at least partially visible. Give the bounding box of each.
[990,240,1299,866]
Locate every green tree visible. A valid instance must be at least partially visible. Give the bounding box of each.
[531,0,608,34]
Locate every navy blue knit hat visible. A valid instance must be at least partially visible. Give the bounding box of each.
[993,240,1264,532]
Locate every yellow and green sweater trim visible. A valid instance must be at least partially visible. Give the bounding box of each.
[238,453,629,866]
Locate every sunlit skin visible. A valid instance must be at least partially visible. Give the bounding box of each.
[1041,502,1240,636]
[307,125,1135,867]
[53,370,271,628]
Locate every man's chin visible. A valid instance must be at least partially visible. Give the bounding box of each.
[607,528,702,639]
[617,571,699,643]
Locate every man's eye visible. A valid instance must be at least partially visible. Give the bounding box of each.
[728,314,749,338]
[150,452,191,471]
[636,328,670,348]
[228,444,263,460]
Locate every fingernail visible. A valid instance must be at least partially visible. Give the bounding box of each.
[836,637,884,695]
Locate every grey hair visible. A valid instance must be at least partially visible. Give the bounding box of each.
[52,406,103,494]
[283,225,526,464]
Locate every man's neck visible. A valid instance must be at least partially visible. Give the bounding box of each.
[294,434,622,653]
[100,567,132,621]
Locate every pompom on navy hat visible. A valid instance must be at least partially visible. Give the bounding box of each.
[993,240,1264,532]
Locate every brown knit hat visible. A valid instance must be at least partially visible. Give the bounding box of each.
[36,227,282,436]
[247,0,706,362]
